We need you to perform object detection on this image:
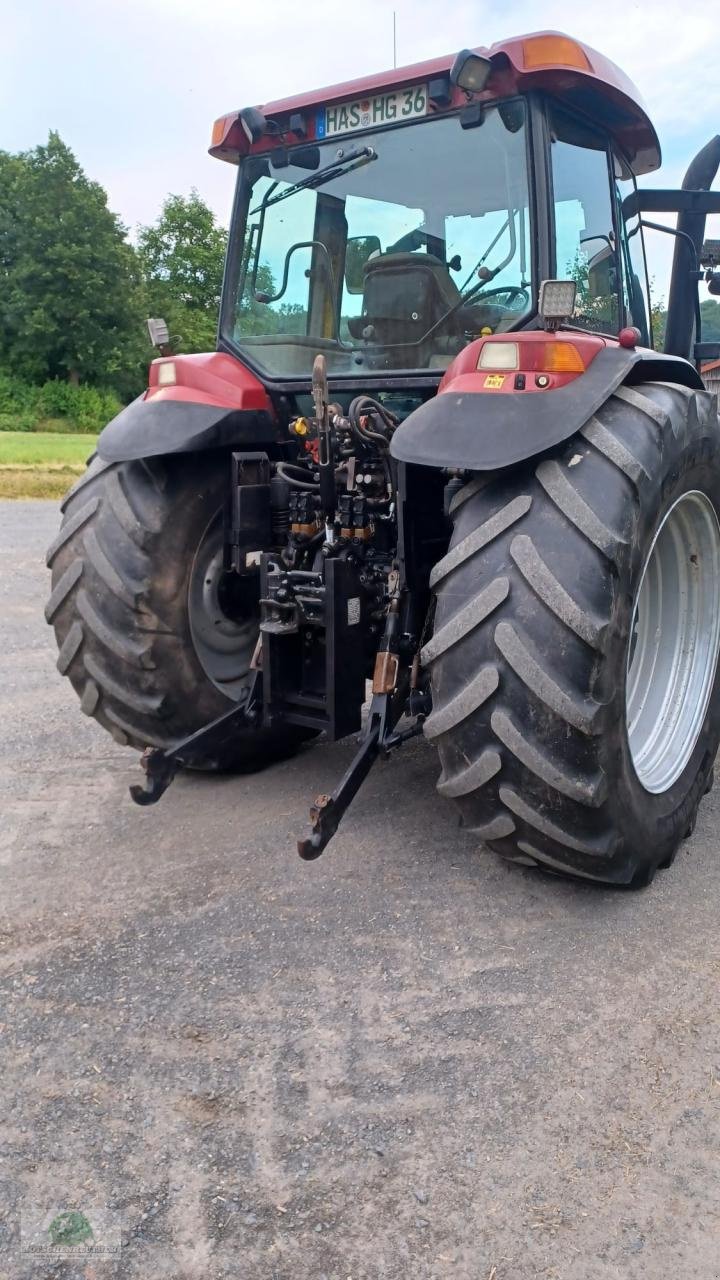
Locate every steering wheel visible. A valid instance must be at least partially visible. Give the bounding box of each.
[473,285,530,311]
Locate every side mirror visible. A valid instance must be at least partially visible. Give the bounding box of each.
[586,243,616,300]
[344,236,382,293]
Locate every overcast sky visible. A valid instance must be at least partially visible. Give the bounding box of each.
[4,0,720,299]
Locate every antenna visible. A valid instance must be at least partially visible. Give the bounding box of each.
[393,10,397,68]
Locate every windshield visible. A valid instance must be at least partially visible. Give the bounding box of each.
[222,102,533,379]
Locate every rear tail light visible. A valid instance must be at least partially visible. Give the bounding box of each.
[540,342,586,373]
[477,339,586,376]
[477,341,519,371]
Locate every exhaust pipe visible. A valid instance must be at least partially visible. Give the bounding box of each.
[664,135,720,359]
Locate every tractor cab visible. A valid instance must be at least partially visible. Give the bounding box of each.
[226,101,533,378]
[211,31,659,390]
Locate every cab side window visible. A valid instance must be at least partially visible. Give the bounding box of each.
[549,103,620,335]
[615,158,651,345]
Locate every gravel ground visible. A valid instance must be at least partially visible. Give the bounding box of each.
[2,499,720,1280]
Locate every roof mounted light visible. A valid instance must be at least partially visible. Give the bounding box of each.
[538,279,577,330]
[211,112,239,150]
[522,35,591,71]
[449,49,492,94]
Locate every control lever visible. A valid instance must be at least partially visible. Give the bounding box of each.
[312,353,337,522]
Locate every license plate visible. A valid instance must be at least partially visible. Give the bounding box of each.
[317,85,428,139]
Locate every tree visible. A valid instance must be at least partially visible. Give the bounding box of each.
[136,191,304,348]
[137,192,227,353]
[0,133,145,393]
[647,297,720,351]
[565,246,619,331]
[650,300,667,349]
[700,298,720,342]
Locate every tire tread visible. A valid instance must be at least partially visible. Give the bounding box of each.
[425,380,717,884]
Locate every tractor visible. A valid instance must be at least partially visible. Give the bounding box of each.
[46,31,720,884]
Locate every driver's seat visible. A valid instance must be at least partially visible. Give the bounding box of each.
[347,252,462,345]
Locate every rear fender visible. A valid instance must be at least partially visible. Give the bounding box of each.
[390,335,703,472]
[97,352,281,462]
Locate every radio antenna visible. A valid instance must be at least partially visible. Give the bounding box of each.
[393,10,397,67]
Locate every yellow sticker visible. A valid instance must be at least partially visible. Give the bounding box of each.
[484,374,506,389]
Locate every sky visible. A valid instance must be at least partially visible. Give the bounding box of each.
[4,0,720,301]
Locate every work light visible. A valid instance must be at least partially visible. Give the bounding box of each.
[240,107,269,144]
[146,317,169,349]
[449,49,492,93]
[538,279,577,328]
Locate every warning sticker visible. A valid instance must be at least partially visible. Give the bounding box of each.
[483,374,506,389]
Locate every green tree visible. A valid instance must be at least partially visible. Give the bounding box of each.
[647,297,720,351]
[700,298,720,342]
[566,246,618,330]
[137,191,227,353]
[0,133,145,394]
[650,305,666,349]
[136,191,299,347]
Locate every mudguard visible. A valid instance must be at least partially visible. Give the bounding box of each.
[96,351,281,463]
[391,341,702,472]
[97,397,279,462]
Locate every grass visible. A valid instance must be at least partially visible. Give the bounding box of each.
[0,432,97,466]
[0,431,97,499]
[0,413,97,435]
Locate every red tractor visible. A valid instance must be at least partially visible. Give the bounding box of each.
[47,31,720,884]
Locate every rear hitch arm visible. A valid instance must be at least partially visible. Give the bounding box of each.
[129,672,262,807]
[297,721,382,860]
[298,582,431,860]
[296,675,430,861]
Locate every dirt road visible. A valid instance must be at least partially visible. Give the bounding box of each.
[2,499,720,1279]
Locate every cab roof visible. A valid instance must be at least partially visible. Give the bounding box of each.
[210,31,660,176]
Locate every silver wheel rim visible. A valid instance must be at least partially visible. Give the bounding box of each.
[626,490,720,793]
[188,513,259,699]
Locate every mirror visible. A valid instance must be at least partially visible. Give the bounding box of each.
[344,235,382,293]
[584,240,617,300]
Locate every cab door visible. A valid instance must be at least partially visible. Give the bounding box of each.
[546,100,623,335]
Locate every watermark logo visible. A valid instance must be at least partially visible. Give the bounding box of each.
[48,1210,94,1247]
[21,1203,121,1257]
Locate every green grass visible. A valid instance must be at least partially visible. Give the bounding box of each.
[0,431,97,498]
[0,413,98,434]
[0,431,97,466]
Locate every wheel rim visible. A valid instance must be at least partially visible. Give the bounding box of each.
[188,513,260,699]
[625,490,720,793]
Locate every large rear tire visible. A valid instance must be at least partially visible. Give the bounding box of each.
[46,452,308,769]
[423,381,720,885]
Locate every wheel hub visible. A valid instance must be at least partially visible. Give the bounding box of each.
[188,515,260,699]
[625,490,720,793]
